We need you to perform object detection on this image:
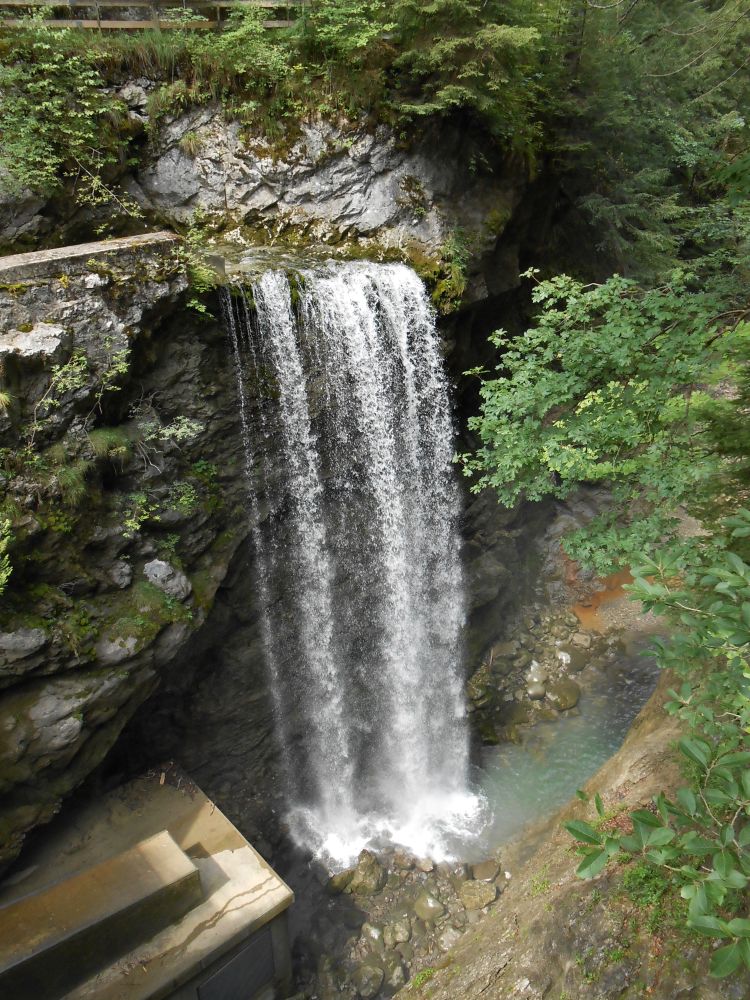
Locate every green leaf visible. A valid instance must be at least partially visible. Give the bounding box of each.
[679,738,711,769]
[576,848,609,879]
[564,820,602,845]
[689,914,729,938]
[677,788,697,815]
[727,919,750,938]
[710,941,743,978]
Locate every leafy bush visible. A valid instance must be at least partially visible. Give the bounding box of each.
[0,23,120,196]
[566,516,750,978]
[460,270,749,573]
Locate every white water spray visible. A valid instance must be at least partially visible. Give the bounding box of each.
[223,261,485,867]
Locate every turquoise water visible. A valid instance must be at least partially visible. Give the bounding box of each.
[473,639,660,855]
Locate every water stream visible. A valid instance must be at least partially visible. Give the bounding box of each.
[222,261,485,867]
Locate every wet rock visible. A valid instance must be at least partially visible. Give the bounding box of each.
[360,922,385,952]
[460,880,498,910]
[383,917,411,949]
[558,644,588,673]
[439,926,462,951]
[471,859,500,882]
[571,631,592,648]
[381,951,407,989]
[526,663,548,684]
[349,850,387,896]
[392,849,414,871]
[467,662,493,707]
[327,868,355,895]
[350,962,384,999]
[396,940,414,962]
[547,678,581,711]
[416,857,434,872]
[414,892,445,922]
[527,682,546,700]
[143,559,192,601]
[513,651,533,669]
[491,640,520,658]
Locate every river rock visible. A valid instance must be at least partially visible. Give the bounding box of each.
[143,559,192,600]
[327,868,355,895]
[383,917,411,949]
[471,859,500,882]
[439,926,462,951]
[460,880,498,910]
[392,849,414,871]
[547,678,582,711]
[360,922,385,952]
[558,643,588,673]
[351,962,384,999]
[381,951,407,989]
[527,681,546,700]
[414,892,445,922]
[348,850,387,895]
[571,631,592,648]
[526,663,548,684]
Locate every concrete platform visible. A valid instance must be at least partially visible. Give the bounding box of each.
[0,766,293,999]
[0,831,203,999]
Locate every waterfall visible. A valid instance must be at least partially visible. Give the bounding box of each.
[223,261,484,866]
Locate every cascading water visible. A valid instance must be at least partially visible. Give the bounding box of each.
[223,261,485,867]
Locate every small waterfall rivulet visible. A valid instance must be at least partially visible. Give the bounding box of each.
[222,261,486,866]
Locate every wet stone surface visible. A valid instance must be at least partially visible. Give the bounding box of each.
[286,846,510,999]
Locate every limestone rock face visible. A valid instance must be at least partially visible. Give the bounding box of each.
[0,241,261,870]
[136,115,524,269]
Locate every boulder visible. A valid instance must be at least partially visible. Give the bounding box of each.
[348,850,387,896]
[143,559,192,601]
[383,917,411,949]
[327,867,355,895]
[471,859,500,882]
[414,892,445,922]
[381,951,407,989]
[350,962,383,999]
[460,880,498,910]
[547,678,582,711]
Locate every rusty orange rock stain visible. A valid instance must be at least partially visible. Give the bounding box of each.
[572,569,634,632]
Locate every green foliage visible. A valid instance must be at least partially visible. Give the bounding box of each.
[0,518,12,597]
[0,21,126,198]
[300,0,394,61]
[390,0,545,153]
[166,480,200,514]
[566,519,750,978]
[122,492,159,538]
[461,268,749,573]
[57,459,93,507]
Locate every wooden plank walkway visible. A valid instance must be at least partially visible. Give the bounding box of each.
[0,0,307,29]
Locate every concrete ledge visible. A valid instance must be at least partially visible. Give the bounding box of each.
[0,768,294,1000]
[0,231,180,281]
[0,830,203,999]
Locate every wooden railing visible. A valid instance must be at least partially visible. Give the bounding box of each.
[0,0,307,29]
